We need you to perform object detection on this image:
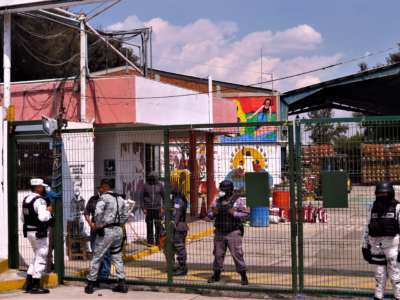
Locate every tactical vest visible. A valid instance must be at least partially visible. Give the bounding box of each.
[174,196,187,223]
[22,195,49,229]
[214,194,242,234]
[369,199,400,237]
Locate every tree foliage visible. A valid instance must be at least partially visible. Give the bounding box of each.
[359,43,400,72]
[0,14,138,82]
[304,109,349,144]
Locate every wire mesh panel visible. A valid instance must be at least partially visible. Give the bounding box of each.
[167,124,293,291]
[13,121,293,292]
[62,129,169,285]
[16,139,53,271]
[298,118,400,293]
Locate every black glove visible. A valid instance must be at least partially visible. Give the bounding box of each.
[362,247,372,263]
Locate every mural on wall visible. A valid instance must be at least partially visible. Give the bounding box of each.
[219,96,278,143]
[119,143,145,202]
[225,146,272,191]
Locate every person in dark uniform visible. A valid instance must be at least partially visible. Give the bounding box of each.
[141,172,165,246]
[171,189,189,276]
[84,186,111,283]
[207,180,249,285]
[362,181,400,300]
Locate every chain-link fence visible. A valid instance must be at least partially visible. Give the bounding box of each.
[9,117,400,296]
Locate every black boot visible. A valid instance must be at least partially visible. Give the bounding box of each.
[208,270,221,283]
[239,271,249,285]
[173,264,188,276]
[23,274,33,292]
[112,279,128,293]
[29,279,49,294]
[84,280,95,294]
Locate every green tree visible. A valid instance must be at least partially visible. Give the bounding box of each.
[334,133,364,183]
[359,43,400,72]
[0,14,138,82]
[305,109,349,144]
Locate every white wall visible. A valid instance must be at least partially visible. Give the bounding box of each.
[214,144,282,188]
[135,76,211,125]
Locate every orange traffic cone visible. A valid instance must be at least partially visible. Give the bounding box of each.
[199,197,207,219]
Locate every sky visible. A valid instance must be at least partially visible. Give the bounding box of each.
[73,0,400,93]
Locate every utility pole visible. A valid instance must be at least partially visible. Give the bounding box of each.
[79,13,87,122]
[260,48,263,88]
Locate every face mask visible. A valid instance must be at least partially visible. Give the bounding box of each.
[376,195,391,202]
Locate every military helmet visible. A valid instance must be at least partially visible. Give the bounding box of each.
[375,181,394,195]
[219,180,234,193]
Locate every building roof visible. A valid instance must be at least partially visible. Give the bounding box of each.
[91,66,275,95]
[282,63,400,115]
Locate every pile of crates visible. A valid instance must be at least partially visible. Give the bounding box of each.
[301,144,335,197]
[361,144,400,184]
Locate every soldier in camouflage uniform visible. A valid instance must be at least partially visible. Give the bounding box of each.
[85,179,129,294]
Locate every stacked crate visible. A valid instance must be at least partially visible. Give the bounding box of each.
[302,144,335,184]
[361,144,400,184]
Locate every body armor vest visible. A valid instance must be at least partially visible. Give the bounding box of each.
[22,196,49,229]
[214,194,242,234]
[369,199,399,237]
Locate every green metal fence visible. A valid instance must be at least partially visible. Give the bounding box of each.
[9,116,400,296]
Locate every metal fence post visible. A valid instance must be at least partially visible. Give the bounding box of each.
[53,133,64,283]
[163,128,174,285]
[295,121,304,294]
[7,127,18,269]
[288,123,298,294]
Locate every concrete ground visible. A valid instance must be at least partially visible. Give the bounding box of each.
[0,285,370,300]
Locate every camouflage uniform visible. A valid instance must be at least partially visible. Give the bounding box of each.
[87,192,129,283]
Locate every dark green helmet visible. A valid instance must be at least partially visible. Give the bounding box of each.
[375,181,394,196]
[219,180,234,193]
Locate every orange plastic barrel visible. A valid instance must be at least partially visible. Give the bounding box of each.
[273,190,290,209]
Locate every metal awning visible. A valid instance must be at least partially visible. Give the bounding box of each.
[282,63,400,115]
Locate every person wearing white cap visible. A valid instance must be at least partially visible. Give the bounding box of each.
[21,178,53,294]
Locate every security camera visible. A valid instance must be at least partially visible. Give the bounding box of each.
[42,116,58,136]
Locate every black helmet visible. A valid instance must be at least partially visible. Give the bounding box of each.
[375,181,394,195]
[219,180,234,193]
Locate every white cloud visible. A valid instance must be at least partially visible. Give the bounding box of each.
[295,76,321,89]
[107,17,341,91]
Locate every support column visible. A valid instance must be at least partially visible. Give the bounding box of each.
[206,132,215,209]
[189,131,198,216]
[79,14,87,122]
[3,13,11,260]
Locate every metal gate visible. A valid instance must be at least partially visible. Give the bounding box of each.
[8,117,400,296]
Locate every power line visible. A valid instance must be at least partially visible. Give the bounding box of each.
[15,30,102,67]
[15,10,399,101]
[85,49,399,101]
[18,11,274,79]
[15,21,71,40]
[18,11,142,72]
